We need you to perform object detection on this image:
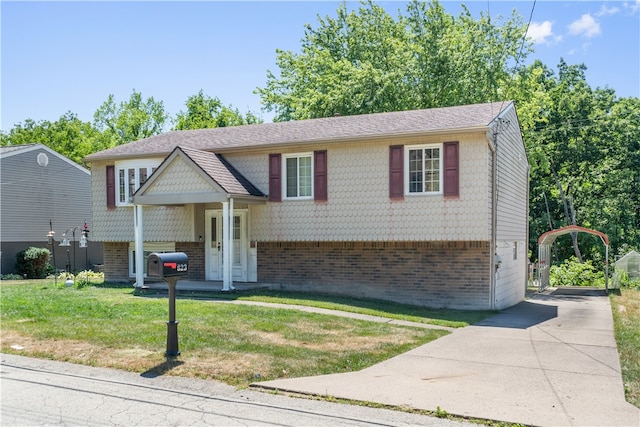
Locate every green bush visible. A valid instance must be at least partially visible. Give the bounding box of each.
[0,273,23,280]
[550,257,605,287]
[15,247,51,279]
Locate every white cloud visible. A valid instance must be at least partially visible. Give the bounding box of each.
[568,14,601,38]
[596,4,620,16]
[624,1,640,14]
[527,21,555,44]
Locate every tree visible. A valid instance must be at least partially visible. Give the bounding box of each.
[519,59,640,264]
[173,90,262,130]
[93,90,168,145]
[0,112,103,165]
[256,0,530,121]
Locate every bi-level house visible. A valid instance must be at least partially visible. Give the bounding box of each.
[85,101,529,310]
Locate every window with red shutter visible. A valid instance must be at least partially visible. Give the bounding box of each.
[389,145,404,199]
[268,153,282,202]
[314,150,327,201]
[106,165,116,209]
[443,141,459,197]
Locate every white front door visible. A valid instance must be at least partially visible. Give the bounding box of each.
[205,209,247,281]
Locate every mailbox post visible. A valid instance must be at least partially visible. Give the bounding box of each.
[147,252,188,357]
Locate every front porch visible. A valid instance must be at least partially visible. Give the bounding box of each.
[139,280,272,293]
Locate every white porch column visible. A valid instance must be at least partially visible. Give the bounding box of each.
[134,204,144,288]
[229,197,235,290]
[222,201,231,291]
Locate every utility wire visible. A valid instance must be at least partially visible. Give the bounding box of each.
[499,0,537,112]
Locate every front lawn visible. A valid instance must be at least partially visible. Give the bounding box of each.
[0,280,486,387]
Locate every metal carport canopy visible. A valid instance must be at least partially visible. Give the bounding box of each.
[538,225,609,247]
[537,225,610,291]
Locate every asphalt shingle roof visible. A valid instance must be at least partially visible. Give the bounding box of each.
[178,146,265,197]
[85,101,512,162]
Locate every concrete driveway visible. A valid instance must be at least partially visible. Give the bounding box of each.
[253,288,640,426]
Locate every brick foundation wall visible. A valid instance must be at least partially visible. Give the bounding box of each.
[176,242,205,280]
[258,241,491,309]
[104,240,491,309]
[103,242,130,282]
[104,242,205,282]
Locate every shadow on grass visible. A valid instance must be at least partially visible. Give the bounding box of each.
[94,281,135,289]
[141,358,185,378]
[132,286,496,326]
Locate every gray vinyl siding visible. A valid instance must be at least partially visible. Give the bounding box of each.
[1,146,92,241]
[1,145,103,274]
[495,106,529,242]
[492,106,529,309]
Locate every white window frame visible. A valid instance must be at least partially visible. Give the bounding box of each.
[128,242,175,277]
[115,159,163,206]
[405,143,443,195]
[283,152,313,200]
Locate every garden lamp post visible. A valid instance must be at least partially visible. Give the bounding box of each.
[47,220,57,285]
[80,222,89,270]
[60,227,81,273]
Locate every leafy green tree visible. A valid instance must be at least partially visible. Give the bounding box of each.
[256,0,530,121]
[173,90,261,130]
[0,112,103,165]
[93,90,168,145]
[520,60,640,264]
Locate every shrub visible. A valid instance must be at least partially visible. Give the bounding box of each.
[0,273,23,280]
[15,247,51,279]
[550,257,605,287]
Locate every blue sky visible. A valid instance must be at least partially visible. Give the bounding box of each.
[2,1,639,131]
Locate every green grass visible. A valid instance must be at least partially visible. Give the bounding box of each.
[138,288,495,328]
[610,288,640,408]
[1,280,493,387]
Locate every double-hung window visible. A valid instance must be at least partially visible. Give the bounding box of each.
[114,159,162,206]
[284,153,313,199]
[405,144,442,195]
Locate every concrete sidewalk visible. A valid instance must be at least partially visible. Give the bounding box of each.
[252,288,640,426]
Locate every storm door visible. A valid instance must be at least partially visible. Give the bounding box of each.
[205,209,247,281]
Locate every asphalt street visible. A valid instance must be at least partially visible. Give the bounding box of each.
[0,354,475,427]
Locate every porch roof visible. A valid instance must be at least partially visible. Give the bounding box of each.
[132,146,267,205]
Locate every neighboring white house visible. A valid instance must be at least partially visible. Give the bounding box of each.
[0,144,103,275]
[84,101,529,310]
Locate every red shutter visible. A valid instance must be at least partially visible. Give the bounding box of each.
[314,150,328,201]
[443,141,459,197]
[389,145,404,199]
[106,165,116,209]
[268,153,282,202]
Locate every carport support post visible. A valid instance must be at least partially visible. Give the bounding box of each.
[605,244,609,291]
[165,276,179,357]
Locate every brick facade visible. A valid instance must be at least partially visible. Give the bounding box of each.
[176,242,205,280]
[103,242,130,282]
[258,241,491,309]
[104,241,205,282]
[105,240,489,309]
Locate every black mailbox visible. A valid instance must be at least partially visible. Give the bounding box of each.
[147,252,188,278]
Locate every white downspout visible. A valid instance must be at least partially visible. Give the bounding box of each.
[134,204,144,288]
[488,132,497,310]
